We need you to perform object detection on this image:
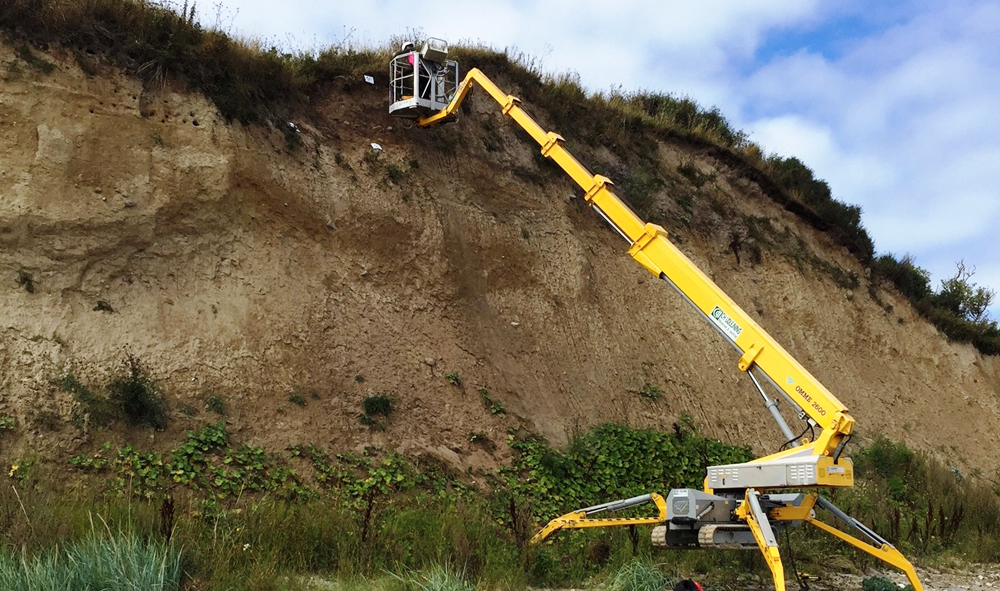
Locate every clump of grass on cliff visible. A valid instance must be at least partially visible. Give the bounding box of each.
[59,353,166,429]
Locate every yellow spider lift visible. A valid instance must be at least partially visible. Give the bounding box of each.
[389,39,924,591]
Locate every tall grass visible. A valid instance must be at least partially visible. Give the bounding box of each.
[0,491,530,590]
[606,560,670,591]
[389,565,474,591]
[0,528,181,591]
[171,496,528,588]
[833,436,1000,559]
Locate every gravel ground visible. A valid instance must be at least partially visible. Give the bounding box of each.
[531,562,1000,591]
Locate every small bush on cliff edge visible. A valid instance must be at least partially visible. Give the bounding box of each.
[874,257,1000,355]
[872,254,932,302]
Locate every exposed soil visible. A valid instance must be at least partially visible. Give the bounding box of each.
[1,37,999,491]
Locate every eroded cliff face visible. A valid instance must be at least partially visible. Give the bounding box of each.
[1,39,998,477]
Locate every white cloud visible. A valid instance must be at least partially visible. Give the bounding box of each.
[209,0,822,98]
[734,3,1000,312]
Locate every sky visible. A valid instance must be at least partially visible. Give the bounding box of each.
[188,0,1000,318]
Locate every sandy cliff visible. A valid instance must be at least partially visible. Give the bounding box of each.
[1,39,998,477]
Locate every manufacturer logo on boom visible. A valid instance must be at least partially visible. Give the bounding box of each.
[709,306,743,341]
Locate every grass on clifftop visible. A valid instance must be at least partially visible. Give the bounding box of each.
[0,0,390,123]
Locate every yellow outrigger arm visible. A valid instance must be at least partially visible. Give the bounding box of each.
[736,489,786,591]
[804,495,924,591]
[764,493,924,591]
[529,493,667,545]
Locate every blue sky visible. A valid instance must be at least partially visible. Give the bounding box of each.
[189,0,1000,319]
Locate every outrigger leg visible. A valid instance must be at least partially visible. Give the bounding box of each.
[737,489,786,591]
[529,493,667,545]
[807,495,924,591]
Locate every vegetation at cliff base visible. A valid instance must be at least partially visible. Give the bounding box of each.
[2,421,750,589]
[1,415,992,589]
[500,421,752,522]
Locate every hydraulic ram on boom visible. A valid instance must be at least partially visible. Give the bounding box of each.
[388,38,923,591]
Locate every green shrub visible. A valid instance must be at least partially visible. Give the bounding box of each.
[13,44,55,74]
[872,258,999,355]
[973,331,1000,355]
[872,254,931,301]
[16,270,34,293]
[107,354,166,429]
[855,436,920,482]
[0,416,14,435]
[60,372,118,427]
[636,383,661,400]
[71,423,313,500]
[386,164,405,183]
[477,388,506,415]
[621,162,664,214]
[362,394,394,417]
[931,261,996,324]
[502,422,753,520]
[917,298,1000,354]
[205,393,227,415]
[767,156,874,262]
[58,373,93,400]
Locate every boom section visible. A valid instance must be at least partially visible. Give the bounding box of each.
[418,68,854,456]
